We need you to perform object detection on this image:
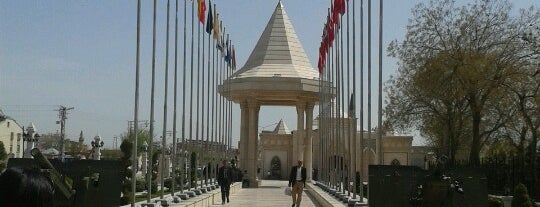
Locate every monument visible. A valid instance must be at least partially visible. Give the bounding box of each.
[219,0,321,187]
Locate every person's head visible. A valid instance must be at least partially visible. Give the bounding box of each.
[0,167,55,207]
[222,160,228,166]
[297,160,303,167]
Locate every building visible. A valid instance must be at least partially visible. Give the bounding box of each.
[0,109,23,158]
[259,118,431,180]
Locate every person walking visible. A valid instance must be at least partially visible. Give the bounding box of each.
[217,160,232,204]
[288,160,306,207]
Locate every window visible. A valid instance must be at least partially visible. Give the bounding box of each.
[16,134,21,155]
[10,132,14,153]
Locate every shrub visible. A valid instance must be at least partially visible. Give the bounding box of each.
[512,183,533,207]
[488,196,504,207]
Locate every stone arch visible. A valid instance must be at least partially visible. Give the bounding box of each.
[269,156,282,179]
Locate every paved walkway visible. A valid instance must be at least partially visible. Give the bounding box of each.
[210,180,322,207]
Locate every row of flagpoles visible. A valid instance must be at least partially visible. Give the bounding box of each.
[132,0,237,206]
[317,0,384,202]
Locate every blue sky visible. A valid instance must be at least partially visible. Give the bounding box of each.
[1,0,537,148]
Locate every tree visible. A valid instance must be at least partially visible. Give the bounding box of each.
[512,183,533,207]
[119,129,149,156]
[386,0,539,165]
[119,139,133,205]
[0,141,7,172]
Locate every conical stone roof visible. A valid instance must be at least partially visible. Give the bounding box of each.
[273,119,291,134]
[219,1,322,106]
[231,1,318,80]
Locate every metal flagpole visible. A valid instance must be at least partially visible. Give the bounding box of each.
[131,0,141,206]
[211,12,217,184]
[367,0,372,201]
[196,0,202,190]
[188,0,194,190]
[204,2,212,186]
[147,0,157,202]
[340,13,345,195]
[180,0,187,194]
[160,0,171,199]
[200,3,206,188]
[359,0,365,201]
[346,0,352,197]
[171,0,179,196]
[377,0,384,166]
[352,0,358,200]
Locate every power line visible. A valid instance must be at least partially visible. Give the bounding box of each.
[56,105,74,162]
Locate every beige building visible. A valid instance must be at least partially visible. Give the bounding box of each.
[0,109,23,158]
[259,118,429,180]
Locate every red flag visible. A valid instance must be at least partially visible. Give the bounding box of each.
[198,0,206,24]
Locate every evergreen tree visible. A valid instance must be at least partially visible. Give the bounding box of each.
[512,183,533,207]
[0,141,7,172]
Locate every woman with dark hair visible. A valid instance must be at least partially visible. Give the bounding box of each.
[0,167,55,207]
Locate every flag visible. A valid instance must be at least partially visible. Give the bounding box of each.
[216,37,223,52]
[205,1,213,34]
[225,40,231,65]
[197,0,206,24]
[232,45,236,71]
[327,14,334,47]
[334,0,345,15]
[213,7,220,39]
[219,35,225,57]
[349,93,355,112]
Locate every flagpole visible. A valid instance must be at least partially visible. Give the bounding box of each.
[204,1,213,186]
[341,12,347,195]
[147,0,157,202]
[180,0,187,194]
[160,0,171,199]
[211,11,217,184]
[195,0,202,189]
[131,0,141,206]
[201,4,207,187]
[359,0,365,201]
[367,0,372,201]
[352,0,358,200]
[171,0,179,196]
[377,0,384,166]
[189,0,195,190]
[346,0,352,197]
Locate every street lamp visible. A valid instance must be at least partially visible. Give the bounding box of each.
[141,141,148,175]
[22,123,40,158]
[91,135,104,160]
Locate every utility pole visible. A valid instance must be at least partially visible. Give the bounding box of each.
[57,105,74,162]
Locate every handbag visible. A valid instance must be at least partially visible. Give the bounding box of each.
[284,186,292,196]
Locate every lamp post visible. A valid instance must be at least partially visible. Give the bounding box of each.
[141,141,149,175]
[91,135,104,160]
[23,123,40,158]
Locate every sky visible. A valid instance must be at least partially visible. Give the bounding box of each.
[1,0,538,149]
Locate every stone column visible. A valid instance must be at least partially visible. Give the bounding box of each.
[239,100,248,170]
[255,105,261,179]
[247,100,258,184]
[304,103,314,181]
[296,103,305,162]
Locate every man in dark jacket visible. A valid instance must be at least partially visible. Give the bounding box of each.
[288,160,306,207]
[217,160,232,204]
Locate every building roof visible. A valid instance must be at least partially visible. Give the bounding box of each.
[230,1,318,80]
[273,119,291,134]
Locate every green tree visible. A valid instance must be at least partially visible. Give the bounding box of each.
[386,0,539,165]
[0,141,7,172]
[119,129,149,156]
[512,183,533,207]
[119,139,133,205]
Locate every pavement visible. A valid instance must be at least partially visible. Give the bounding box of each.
[209,180,322,207]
